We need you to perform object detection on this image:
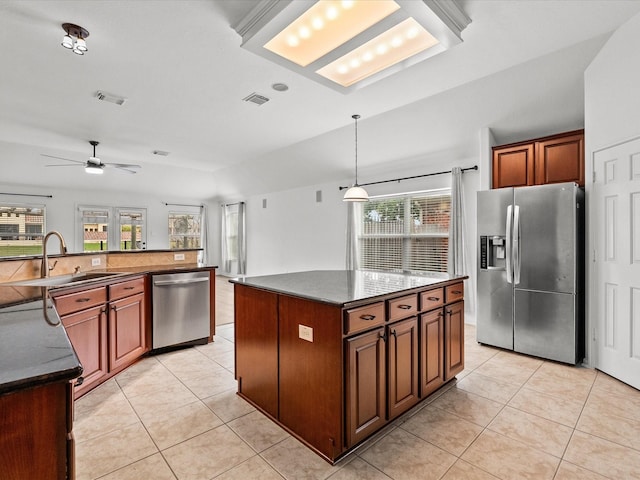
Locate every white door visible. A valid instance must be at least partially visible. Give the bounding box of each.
[593,136,640,389]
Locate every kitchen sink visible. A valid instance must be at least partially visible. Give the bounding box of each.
[1,271,126,287]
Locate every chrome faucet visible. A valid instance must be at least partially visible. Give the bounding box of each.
[41,231,67,278]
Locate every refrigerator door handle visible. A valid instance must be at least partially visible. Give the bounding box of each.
[506,205,513,283]
[513,205,521,285]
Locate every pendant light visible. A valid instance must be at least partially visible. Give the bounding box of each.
[343,114,369,202]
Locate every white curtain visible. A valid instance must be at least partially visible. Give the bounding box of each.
[346,202,362,270]
[198,205,208,264]
[448,167,466,276]
[221,202,246,275]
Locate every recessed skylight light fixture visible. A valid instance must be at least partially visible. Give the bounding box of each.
[233,0,470,93]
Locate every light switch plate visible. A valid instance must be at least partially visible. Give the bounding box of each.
[91,257,101,266]
[299,324,313,342]
[174,253,185,261]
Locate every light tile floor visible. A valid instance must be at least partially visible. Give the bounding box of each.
[74,323,640,480]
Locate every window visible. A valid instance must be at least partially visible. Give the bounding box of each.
[78,206,146,252]
[359,189,450,272]
[168,212,202,249]
[0,204,45,257]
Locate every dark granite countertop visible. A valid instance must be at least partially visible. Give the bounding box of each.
[0,263,216,396]
[0,288,82,395]
[231,270,466,307]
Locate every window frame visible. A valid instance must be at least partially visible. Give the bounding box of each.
[0,202,46,257]
[77,205,147,252]
[358,188,451,273]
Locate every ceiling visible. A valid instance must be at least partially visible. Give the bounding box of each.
[1,0,639,200]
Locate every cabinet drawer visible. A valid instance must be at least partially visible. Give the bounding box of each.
[445,283,464,303]
[109,276,145,301]
[388,294,418,322]
[54,287,107,316]
[345,302,385,336]
[420,288,444,311]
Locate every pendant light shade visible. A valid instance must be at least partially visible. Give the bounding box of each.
[343,114,369,202]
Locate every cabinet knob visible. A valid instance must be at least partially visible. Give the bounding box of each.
[359,314,376,321]
[397,304,413,310]
[379,331,386,342]
[390,329,397,338]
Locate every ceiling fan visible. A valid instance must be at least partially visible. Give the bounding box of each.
[42,141,141,174]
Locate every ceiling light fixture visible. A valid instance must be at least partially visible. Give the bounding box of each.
[343,114,369,202]
[233,0,470,93]
[61,23,90,56]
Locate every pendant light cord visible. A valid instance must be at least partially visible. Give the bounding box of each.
[353,114,360,186]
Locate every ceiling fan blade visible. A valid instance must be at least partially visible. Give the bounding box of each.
[105,162,141,169]
[113,166,139,174]
[45,163,83,167]
[41,154,85,164]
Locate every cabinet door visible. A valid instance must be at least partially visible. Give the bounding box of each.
[420,309,444,397]
[108,292,146,372]
[445,301,465,379]
[388,317,419,420]
[535,132,584,186]
[492,143,535,188]
[346,327,386,447]
[61,305,108,398]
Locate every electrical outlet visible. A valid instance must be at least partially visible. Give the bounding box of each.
[298,324,313,343]
[91,257,101,266]
[174,253,185,261]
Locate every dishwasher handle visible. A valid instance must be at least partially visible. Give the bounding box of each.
[153,277,209,286]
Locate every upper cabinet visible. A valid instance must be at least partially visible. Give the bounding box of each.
[492,130,584,189]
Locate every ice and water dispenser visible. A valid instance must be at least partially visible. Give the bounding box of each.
[480,236,506,270]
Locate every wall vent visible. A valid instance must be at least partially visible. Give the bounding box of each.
[243,93,270,106]
[95,90,126,105]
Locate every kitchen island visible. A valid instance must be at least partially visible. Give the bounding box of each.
[232,269,467,463]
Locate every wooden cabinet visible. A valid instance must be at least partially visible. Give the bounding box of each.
[53,275,147,398]
[234,276,465,463]
[346,327,386,447]
[445,301,465,379]
[108,277,146,373]
[420,309,444,397]
[492,130,584,188]
[387,316,419,419]
[0,381,74,479]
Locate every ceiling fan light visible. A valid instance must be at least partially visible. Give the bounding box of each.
[85,164,103,175]
[61,34,74,49]
[343,185,369,202]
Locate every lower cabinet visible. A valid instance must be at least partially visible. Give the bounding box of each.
[346,327,386,447]
[445,301,465,379]
[420,309,445,397]
[387,316,419,419]
[53,275,147,398]
[0,381,74,479]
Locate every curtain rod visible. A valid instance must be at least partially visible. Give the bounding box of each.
[338,165,478,191]
[221,201,245,207]
[163,202,204,208]
[0,192,53,198]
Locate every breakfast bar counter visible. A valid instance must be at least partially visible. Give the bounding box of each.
[232,269,467,463]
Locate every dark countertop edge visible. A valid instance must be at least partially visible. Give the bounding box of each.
[0,365,83,397]
[0,248,204,262]
[230,271,468,308]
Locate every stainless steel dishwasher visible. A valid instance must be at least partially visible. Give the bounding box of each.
[152,271,210,349]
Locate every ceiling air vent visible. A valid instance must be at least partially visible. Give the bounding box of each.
[95,90,126,105]
[243,93,270,106]
[153,150,170,156]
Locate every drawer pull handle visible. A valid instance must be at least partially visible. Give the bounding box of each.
[451,290,462,295]
[397,304,413,310]
[359,314,376,321]
[123,286,135,290]
[75,298,91,303]
[426,296,440,302]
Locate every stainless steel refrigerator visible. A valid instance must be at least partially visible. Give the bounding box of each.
[477,182,584,364]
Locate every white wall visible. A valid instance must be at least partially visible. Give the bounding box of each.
[0,183,215,256]
[219,154,481,323]
[583,11,640,366]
